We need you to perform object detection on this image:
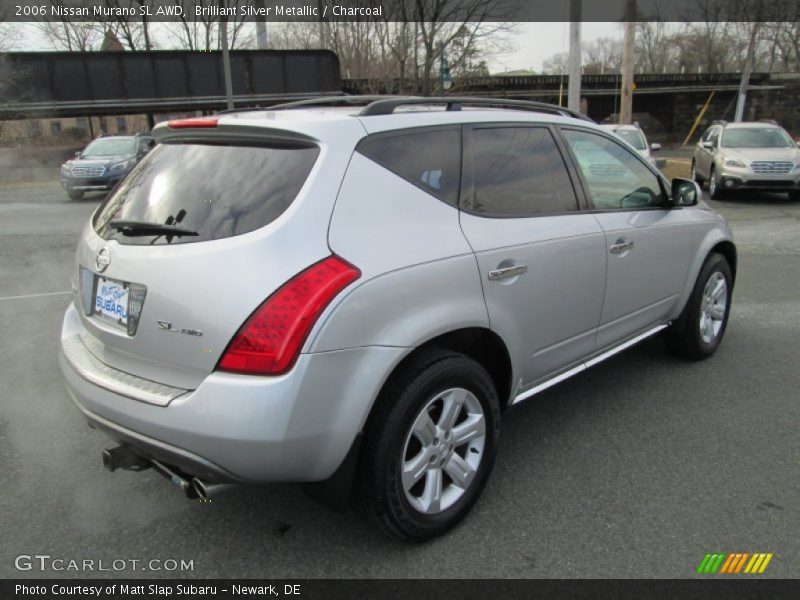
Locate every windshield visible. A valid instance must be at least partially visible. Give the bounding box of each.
[82,138,137,157]
[614,129,647,150]
[721,127,793,148]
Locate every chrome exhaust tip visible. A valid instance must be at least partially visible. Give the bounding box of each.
[191,478,236,500]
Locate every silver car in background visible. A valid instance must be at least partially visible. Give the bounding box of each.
[691,120,800,200]
[600,123,661,166]
[60,97,736,541]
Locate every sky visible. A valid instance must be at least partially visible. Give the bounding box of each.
[489,22,622,73]
[9,21,623,75]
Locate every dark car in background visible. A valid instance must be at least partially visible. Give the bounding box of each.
[60,134,155,200]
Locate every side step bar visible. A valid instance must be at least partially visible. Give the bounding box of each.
[512,323,668,406]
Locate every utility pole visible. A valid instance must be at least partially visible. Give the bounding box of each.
[619,0,636,124]
[735,23,760,122]
[255,1,269,49]
[256,22,268,49]
[219,9,234,110]
[567,0,582,112]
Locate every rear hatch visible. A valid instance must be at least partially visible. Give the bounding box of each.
[72,115,361,389]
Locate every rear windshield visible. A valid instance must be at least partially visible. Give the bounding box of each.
[93,142,319,245]
[614,129,646,150]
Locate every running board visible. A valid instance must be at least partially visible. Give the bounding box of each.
[512,323,668,406]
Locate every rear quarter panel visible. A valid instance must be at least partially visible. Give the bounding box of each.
[311,152,489,352]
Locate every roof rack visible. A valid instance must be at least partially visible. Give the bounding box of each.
[757,118,778,125]
[269,95,410,111]
[215,93,348,115]
[357,97,594,122]
[255,94,593,122]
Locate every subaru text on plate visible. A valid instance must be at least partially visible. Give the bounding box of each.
[60,97,736,541]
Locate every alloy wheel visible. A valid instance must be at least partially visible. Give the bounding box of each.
[400,387,486,515]
[699,271,728,344]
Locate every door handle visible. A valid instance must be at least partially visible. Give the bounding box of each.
[609,239,634,255]
[488,264,528,281]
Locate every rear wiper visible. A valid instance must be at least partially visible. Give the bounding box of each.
[109,220,198,237]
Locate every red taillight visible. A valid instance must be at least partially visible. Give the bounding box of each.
[167,117,219,129]
[218,256,360,376]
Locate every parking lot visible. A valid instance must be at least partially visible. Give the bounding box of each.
[1,180,798,578]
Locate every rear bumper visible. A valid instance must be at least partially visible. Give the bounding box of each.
[60,303,407,483]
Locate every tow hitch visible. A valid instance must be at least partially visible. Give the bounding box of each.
[102,445,150,472]
[102,445,233,500]
[102,445,197,498]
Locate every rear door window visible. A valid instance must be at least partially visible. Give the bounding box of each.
[468,126,579,216]
[93,142,319,245]
[356,128,461,206]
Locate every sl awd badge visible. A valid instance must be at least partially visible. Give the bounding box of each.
[157,320,203,337]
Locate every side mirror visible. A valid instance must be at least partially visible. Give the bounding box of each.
[74,151,82,157]
[701,141,715,151]
[650,143,661,152]
[672,178,701,207]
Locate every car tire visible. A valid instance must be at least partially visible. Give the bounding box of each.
[708,167,725,200]
[691,160,704,186]
[67,190,84,201]
[355,349,500,542]
[665,252,733,361]
[789,191,800,202]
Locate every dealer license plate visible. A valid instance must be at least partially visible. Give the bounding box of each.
[94,277,129,327]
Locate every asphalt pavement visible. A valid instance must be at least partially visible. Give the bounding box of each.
[1,182,798,579]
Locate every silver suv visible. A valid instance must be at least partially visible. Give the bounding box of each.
[691,120,800,200]
[60,97,736,541]
[599,123,661,166]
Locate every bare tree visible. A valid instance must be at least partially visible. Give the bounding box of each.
[411,0,516,95]
[38,1,104,51]
[541,52,569,75]
[0,24,23,52]
[99,1,154,50]
[760,21,800,71]
[270,6,515,95]
[582,37,623,74]
[635,22,678,73]
[170,1,256,51]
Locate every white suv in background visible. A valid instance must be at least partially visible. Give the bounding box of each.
[600,123,661,166]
